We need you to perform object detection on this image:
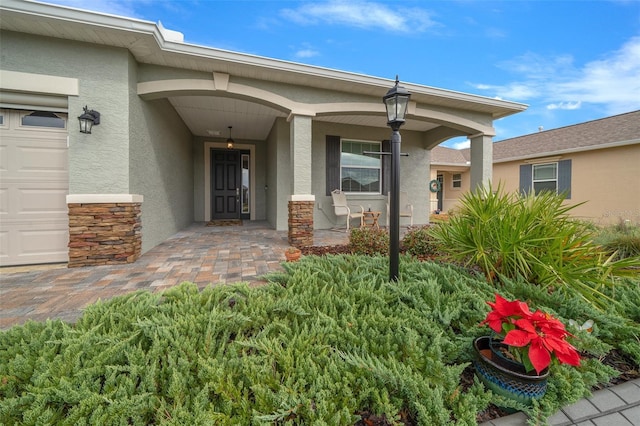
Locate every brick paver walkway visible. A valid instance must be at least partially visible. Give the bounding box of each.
[0,221,347,328]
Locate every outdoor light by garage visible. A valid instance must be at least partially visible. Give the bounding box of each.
[383,76,411,282]
[78,106,100,134]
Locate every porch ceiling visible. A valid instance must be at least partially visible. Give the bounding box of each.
[169,95,440,140]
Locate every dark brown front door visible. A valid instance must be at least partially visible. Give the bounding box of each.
[211,149,241,220]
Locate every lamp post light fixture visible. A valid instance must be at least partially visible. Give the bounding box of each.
[78,106,100,134]
[383,76,411,282]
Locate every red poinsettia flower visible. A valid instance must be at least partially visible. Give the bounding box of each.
[481,293,532,334]
[481,294,581,374]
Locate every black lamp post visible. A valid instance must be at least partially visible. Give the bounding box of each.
[383,76,411,281]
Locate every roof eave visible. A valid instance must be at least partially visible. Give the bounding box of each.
[494,138,640,163]
[1,0,527,118]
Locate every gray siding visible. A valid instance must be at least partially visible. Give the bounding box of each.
[129,93,193,253]
[0,31,133,193]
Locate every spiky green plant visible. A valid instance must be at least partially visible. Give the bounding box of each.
[429,183,640,310]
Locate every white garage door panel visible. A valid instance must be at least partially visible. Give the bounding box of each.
[0,224,68,265]
[0,231,8,263]
[0,188,7,215]
[17,146,68,173]
[0,109,69,266]
[19,225,69,254]
[4,137,67,176]
[16,187,69,215]
[0,145,7,171]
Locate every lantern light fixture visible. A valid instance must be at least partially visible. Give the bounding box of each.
[226,126,235,149]
[78,106,100,134]
[382,75,411,130]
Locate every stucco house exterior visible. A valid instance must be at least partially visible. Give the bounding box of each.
[0,0,527,267]
[430,110,640,225]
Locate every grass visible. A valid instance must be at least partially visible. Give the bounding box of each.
[2,255,638,425]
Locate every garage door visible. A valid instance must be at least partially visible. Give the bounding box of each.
[0,109,69,266]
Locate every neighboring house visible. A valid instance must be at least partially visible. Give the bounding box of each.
[431,110,640,225]
[0,0,526,267]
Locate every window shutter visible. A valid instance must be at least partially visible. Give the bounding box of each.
[326,135,341,195]
[519,164,532,195]
[381,140,391,195]
[558,159,572,199]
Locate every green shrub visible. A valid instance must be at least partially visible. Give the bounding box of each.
[2,257,636,425]
[349,227,389,255]
[402,225,438,257]
[429,183,640,311]
[594,220,640,260]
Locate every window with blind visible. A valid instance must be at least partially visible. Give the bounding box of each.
[519,159,572,199]
[340,139,381,193]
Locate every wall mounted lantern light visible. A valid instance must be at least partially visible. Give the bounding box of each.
[226,126,235,149]
[383,76,411,282]
[78,106,100,134]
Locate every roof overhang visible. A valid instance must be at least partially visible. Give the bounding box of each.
[0,0,527,121]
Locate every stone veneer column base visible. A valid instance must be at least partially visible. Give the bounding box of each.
[288,200,314,247]
[66,194,143,268]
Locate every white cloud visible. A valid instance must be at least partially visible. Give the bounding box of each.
[295,49,320,59]
[547,101,582,110]
[553,36,640,114]
[474,36,640,115]
[452,139,470,150]
[280,0,437,33]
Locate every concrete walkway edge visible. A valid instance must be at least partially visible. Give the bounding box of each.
[481,378,640,425]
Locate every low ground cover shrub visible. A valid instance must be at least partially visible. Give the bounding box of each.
[2,256,638,425]
[428,183,640,311]
[349,227,389,255]
[401,225,438,258]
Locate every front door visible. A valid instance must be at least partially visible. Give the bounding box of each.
[211,149,241,220]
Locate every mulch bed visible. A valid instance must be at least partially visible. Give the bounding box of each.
[298,243,640,425]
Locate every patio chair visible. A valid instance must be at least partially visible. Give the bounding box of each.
[386,191,414,226]
[331,189,364,231]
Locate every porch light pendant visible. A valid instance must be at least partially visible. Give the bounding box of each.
[78,105,100,134]
[226,126,235,149]
[383,75,411,130]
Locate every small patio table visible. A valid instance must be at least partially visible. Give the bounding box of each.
[362,211,381,229]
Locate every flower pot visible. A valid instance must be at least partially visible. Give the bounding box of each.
[284,250,301,262]
[472,336,549,407]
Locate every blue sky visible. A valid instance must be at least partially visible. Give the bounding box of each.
[45,0,640,148]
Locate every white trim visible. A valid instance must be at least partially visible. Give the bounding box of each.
[66,194,143,203]
[212,72,229,91]
[0,70,78,96]
[204,142,256,221]
[290,194,315,202]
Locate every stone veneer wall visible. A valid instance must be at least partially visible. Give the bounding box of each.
[68,201,142,268]
[288,200,314,247]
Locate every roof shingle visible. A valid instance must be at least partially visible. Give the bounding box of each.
[432,110,640,165]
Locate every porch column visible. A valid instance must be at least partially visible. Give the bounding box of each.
[288,114,315,247]
[469,134,493,191]
[66,194,143,268]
